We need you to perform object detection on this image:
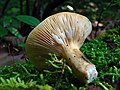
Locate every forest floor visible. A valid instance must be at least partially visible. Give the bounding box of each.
[0,27,120,90]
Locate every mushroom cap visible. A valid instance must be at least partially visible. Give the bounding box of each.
[25,12,92,70]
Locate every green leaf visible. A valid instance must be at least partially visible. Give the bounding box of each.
[7,27,23,38]
[16,15,40,27]
[0,27,8,37]
[18,43,25,47]
[3,16,12,27]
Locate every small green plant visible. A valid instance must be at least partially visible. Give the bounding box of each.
[0,27,120,90]
[0,15,40,38]
[16,15,40,27]
[0,77,36,89]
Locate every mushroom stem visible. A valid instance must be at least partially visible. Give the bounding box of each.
[63,47,98,83]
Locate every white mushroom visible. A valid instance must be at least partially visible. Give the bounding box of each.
[25,12,98,83]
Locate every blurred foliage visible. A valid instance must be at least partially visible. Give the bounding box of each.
[16,15,40,27]
[56,0,120,21]
[0,0,120,38]
[0,27,8,37]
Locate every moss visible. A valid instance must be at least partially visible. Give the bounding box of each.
[0,27,120,90]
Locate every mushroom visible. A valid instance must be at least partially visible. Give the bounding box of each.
[25,12,98,83]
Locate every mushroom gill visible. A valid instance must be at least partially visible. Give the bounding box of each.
[25,12,98,83]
